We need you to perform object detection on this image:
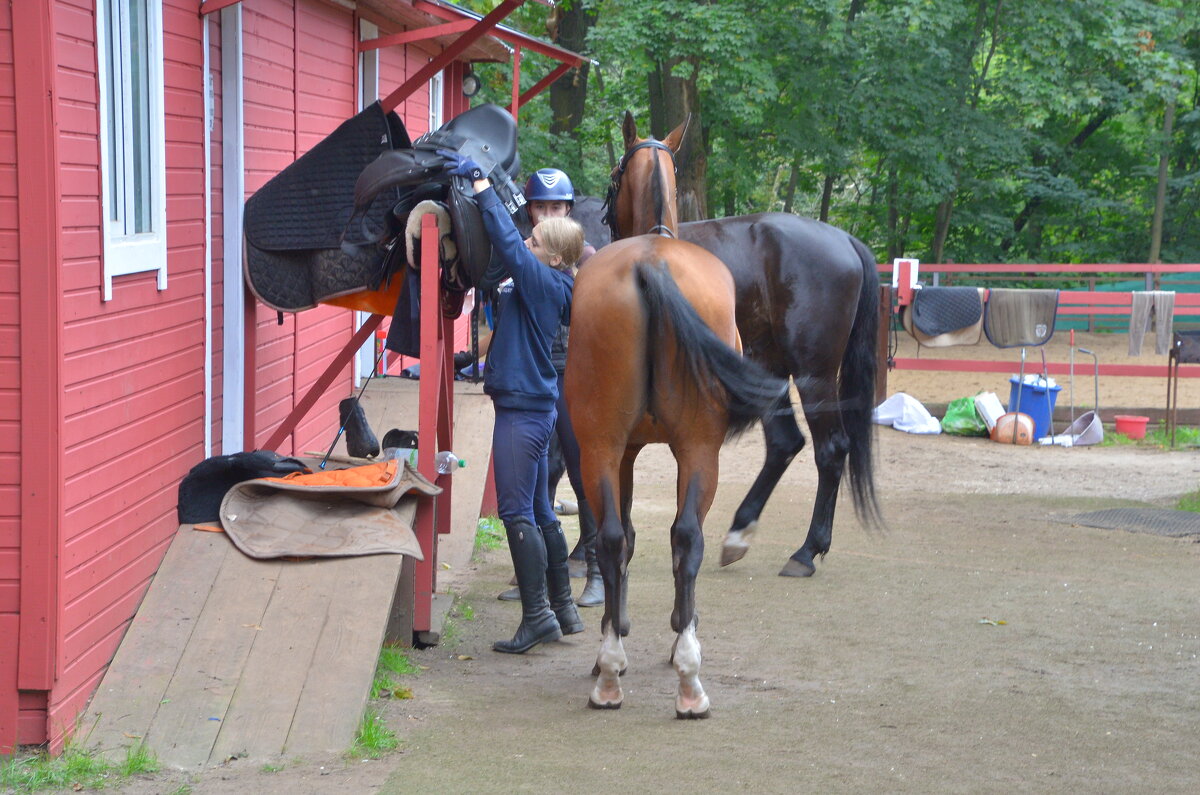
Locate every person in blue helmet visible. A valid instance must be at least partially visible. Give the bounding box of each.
[439,149,586,654]
[491,167,603,609]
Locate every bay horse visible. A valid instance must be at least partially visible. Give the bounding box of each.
[596,114,883,578]
[565,116,788,717]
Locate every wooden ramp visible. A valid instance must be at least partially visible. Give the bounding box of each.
[84,380,494,768]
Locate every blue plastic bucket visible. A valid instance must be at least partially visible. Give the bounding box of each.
[1007,377,1061,440]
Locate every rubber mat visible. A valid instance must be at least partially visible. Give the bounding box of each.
[1069,508,1200,538]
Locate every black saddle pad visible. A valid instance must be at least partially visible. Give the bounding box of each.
[911,287,984,337]
[983,288,1060,348]
[1174,331,1200,364]
[243,239,398,313]
[245,101,410,251]
[178,450,310,524]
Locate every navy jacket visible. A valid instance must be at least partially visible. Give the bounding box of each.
[477,187,573,411]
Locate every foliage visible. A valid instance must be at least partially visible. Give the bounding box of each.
[474,0,1200,264]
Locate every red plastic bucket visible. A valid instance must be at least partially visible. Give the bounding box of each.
[1113,415,1149,440]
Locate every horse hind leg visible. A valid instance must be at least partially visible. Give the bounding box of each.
[670,468,712,719]
[720,406,806,566]
[780,401,849,578]
[589,477,631,707]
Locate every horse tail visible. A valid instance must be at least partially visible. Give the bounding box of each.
[634,261,788,437]
[842,235,884,527]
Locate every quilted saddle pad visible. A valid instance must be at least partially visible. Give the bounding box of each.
[983,288,1060,348]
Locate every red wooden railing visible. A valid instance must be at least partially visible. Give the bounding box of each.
[882,262,1200,379]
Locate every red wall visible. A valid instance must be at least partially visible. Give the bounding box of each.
[242,0,359,456]
[0,0,20,751]
[0,0,473,752]
[46,0,211,745]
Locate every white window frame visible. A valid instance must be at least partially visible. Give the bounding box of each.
[97,0,167,301]
[429,67,444,131]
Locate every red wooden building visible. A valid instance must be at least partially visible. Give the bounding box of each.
[0,0,580,753]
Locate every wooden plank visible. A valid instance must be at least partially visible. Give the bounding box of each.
[284,551,405,757]
[84,526,230,758]
[146,551,282,770]
[207,558,334,763]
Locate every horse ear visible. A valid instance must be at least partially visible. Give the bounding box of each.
[622,111,639,150]
[663,114,691,154]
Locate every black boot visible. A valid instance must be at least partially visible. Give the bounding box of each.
[540,521,584,635]
[574,498,603,606]
[494,519,562,654]
[576,540,605,608]
[339,398,380,459]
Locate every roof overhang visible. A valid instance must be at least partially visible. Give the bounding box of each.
[199,0,586,113]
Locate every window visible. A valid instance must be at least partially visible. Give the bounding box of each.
[98,0,166,301]
[429,67,444,132]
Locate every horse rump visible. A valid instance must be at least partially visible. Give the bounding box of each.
[634,260,788,436]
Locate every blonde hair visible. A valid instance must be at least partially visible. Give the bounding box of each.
[534,217,584,270]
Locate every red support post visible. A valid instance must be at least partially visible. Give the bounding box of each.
[412,212,455,632]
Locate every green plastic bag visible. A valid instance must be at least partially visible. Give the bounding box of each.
[941,395,988,436]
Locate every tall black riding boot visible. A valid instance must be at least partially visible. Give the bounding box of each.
[575,500,604,607]
[494,518,562,654]
[339,398,380,459]
[540,521,584,635]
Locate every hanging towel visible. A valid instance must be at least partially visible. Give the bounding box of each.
[1128,290,1175,356]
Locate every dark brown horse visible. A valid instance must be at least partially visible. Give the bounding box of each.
[565,117,788,717]
[595,115,882,578]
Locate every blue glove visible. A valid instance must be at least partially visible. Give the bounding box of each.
[438,149,486,181]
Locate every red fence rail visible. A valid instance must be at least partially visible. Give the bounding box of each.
[881,262,1200,380]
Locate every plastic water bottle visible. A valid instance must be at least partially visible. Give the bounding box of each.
[435,451,466,474]
[381,447,465,475]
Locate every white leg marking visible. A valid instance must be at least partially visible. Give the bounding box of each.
[590,626,627,709]
[719,521,758,566]
[672,622,710,718]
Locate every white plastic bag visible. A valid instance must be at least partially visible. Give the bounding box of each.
[873,393,942,434]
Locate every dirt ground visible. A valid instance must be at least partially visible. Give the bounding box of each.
[106,331,1200,794]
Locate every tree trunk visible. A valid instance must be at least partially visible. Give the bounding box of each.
[932,196,954,263]
[546,2,596,175]
[782,159,799,214]
[885,170,903,261]
[650,57,706,220]
[819,173,835,222]
[1149,99,1175,266]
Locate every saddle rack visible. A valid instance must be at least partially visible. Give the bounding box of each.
[261,212,456,640]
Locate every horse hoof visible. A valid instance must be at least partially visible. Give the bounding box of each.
[675,707,711,720]
[719,525,755,567]
[588,698,622,710]
[778,559,815,577]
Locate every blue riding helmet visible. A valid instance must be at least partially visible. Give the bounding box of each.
[524,168,575,205]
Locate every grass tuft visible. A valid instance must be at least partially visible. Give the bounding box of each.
[475,516,505,554]
[0,737,159,792]
[349,707,398,759]
[119,741,159,777]
[371,645,421,699]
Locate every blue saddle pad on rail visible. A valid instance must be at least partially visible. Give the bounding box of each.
[911,287,984,337]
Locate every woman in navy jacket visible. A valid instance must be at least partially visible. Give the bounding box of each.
[442,151,585,654]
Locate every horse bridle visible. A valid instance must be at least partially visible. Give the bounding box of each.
[602,139,678,240]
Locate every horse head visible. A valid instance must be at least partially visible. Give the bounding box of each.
[603,111,689,240]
